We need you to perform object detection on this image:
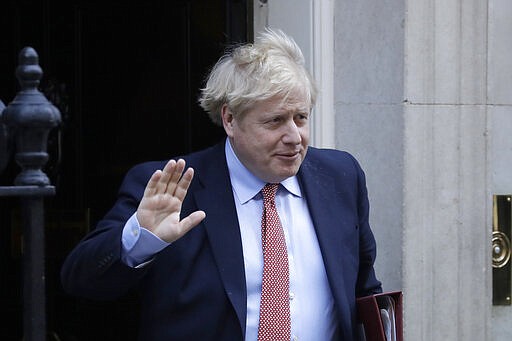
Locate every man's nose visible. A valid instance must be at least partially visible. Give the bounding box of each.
[282,120,302,144]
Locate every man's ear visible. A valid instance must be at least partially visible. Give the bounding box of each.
[221,104,235,137]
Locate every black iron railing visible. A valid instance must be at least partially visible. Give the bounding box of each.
[0,47,61,341]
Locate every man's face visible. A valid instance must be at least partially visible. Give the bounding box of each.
[222,93,310,183]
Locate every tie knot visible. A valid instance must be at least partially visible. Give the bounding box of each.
[262,183,279,204]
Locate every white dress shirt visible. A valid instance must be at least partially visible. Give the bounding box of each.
[121,139,339,340]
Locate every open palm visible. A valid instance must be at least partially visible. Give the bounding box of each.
[137,159,206,243]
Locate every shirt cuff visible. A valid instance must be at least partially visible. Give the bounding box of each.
[121,213,170,267]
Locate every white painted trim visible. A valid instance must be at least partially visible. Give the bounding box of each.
[253,0,268,38]
[252,0,335,148]
[311,0,335,149]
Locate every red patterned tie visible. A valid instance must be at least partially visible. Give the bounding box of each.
[257,183,291,341]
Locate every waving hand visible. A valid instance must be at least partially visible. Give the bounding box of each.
[136,159,206,243]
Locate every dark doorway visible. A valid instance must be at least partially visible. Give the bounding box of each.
[0,0,250,339]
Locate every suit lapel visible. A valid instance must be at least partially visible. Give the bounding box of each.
[297,154,352,323]
[192,142,247,336]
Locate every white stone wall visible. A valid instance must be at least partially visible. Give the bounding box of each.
[403,0,490,340]
[335,0,493,340]
[334,0,405,293]
[489,0,512,340]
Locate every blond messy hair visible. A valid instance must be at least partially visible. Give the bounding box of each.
[199,28,317,126]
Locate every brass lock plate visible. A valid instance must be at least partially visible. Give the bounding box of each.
[493,195,512,305]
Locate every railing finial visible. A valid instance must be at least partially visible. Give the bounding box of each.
[17,47,43,91]
[2,47,61,186]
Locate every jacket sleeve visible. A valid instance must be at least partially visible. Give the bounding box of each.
[349,154,383,297]
[60,162,163,300]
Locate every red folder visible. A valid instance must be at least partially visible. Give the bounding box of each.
[356,291,403,341]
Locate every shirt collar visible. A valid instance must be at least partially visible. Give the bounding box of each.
[225,138,302,204]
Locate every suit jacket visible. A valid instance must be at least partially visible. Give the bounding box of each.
[61,139,382,340]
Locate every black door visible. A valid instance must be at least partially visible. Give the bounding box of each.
[0,0,250,339]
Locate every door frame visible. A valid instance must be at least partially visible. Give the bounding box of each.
[253,0,335,149]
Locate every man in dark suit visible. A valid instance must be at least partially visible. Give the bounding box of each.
[61,29,382,340]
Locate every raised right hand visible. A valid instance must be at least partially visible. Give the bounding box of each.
[136,159,206,243]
